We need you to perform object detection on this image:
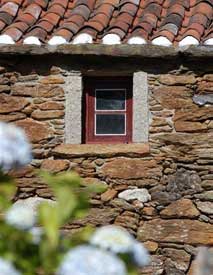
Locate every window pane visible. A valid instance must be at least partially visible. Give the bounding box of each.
[96,89,125,110]
[96,114,125,135]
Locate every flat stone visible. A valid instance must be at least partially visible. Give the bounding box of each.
[83,177,106,186]
[163,248,191,272]
[118,188,151,202]
[196,201,213,215]
[110,198,135,211]
[201,180,213,190]
[142,207,157,216]
[160,199,200,218]
[0,112,26,122]
[154,132,213,147]
[72,207,120,226]
[12,84,64,98]
[204,74,213,82]
[153,86,193,109]
[198,81,213,93]
[174,107,213,132]
[176,106,213,121]
[0,93,29,113]
[101,158,162,179]
[38,101,64,110]
[16,118,54,142]
[140,255,165,275]
[9,165,35,178]
[53,143,150,158]
[31,110,64,119]
[101,189,118,202]
[174,121,208,132]
[0,85,10,92]
[143,241,158,253]
[159,75,197,85]
[138,219,213,245]
[195,191,213,201]
[41,159,70,173]
[152,133,213,163]
[39,76,65,84]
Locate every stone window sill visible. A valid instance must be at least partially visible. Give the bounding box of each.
[53,143,149,158]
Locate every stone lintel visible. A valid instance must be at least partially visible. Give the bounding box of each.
[53,143,150,158]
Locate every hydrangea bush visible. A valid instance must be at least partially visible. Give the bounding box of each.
[0,122,150,275]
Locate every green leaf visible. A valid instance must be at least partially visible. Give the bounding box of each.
[39,203,59,249]
[56,186,77,224]
[0,183,16,211]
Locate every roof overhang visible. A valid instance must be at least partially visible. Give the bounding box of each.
[0,44,213,59]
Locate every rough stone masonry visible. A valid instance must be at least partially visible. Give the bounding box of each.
[0,45,212,275]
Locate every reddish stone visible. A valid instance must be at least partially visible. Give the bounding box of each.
[16,118,54,142]
[39,76,65,84]
[101,158,162,179]
[41,159,70,173]
[153,86,193,109]
[101,189,118,202]
[159,75,197,85]
[12,84,64,98]
[138,219,213,245]
[160,199,200,218]
[31,110,64,119]
[39,101,64,110]
[0,93,29,113]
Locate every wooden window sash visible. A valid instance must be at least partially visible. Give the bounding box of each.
[84,77,132,144]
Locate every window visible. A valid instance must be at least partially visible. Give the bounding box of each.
[83,77,133,143]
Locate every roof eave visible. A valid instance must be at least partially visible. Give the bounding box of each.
[0,44,212,59]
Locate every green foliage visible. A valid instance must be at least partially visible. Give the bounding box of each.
[0,170,16,211]
[0,170,103,275]
[0,169,143,275]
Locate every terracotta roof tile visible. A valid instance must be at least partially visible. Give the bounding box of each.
[24,4,42,19]
[0,0,212,45]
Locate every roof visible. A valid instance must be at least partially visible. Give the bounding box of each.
[0,0,212,47]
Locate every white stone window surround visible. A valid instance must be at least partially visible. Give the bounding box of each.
[64,71,149,144]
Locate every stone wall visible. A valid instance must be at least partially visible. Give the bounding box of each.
[0,58,213,275]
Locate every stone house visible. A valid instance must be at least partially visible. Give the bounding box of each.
[0,0,213,274]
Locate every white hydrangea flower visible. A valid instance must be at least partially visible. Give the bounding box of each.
[30,227,43,244]
[0,258,21,275]
[90,225,150,267]
[57,245,127,275]
[132,242,150,267]
[5,203,36,230]
[0,122,32,171]
[90,225,135,253]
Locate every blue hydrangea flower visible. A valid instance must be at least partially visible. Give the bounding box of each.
[5,203,36,230]
[0,122,32,171]
[57,245,127,275]
[0,258,21,275]
[90,225,135,253]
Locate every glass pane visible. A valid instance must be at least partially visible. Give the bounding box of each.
[96,89,126,110]
[96,114,125,135]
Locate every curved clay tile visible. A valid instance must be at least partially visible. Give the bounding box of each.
[52,0,95,42]
[105,1,138,40]
[0,0,212,45]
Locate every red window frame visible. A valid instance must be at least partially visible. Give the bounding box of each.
[83,77,133,144]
